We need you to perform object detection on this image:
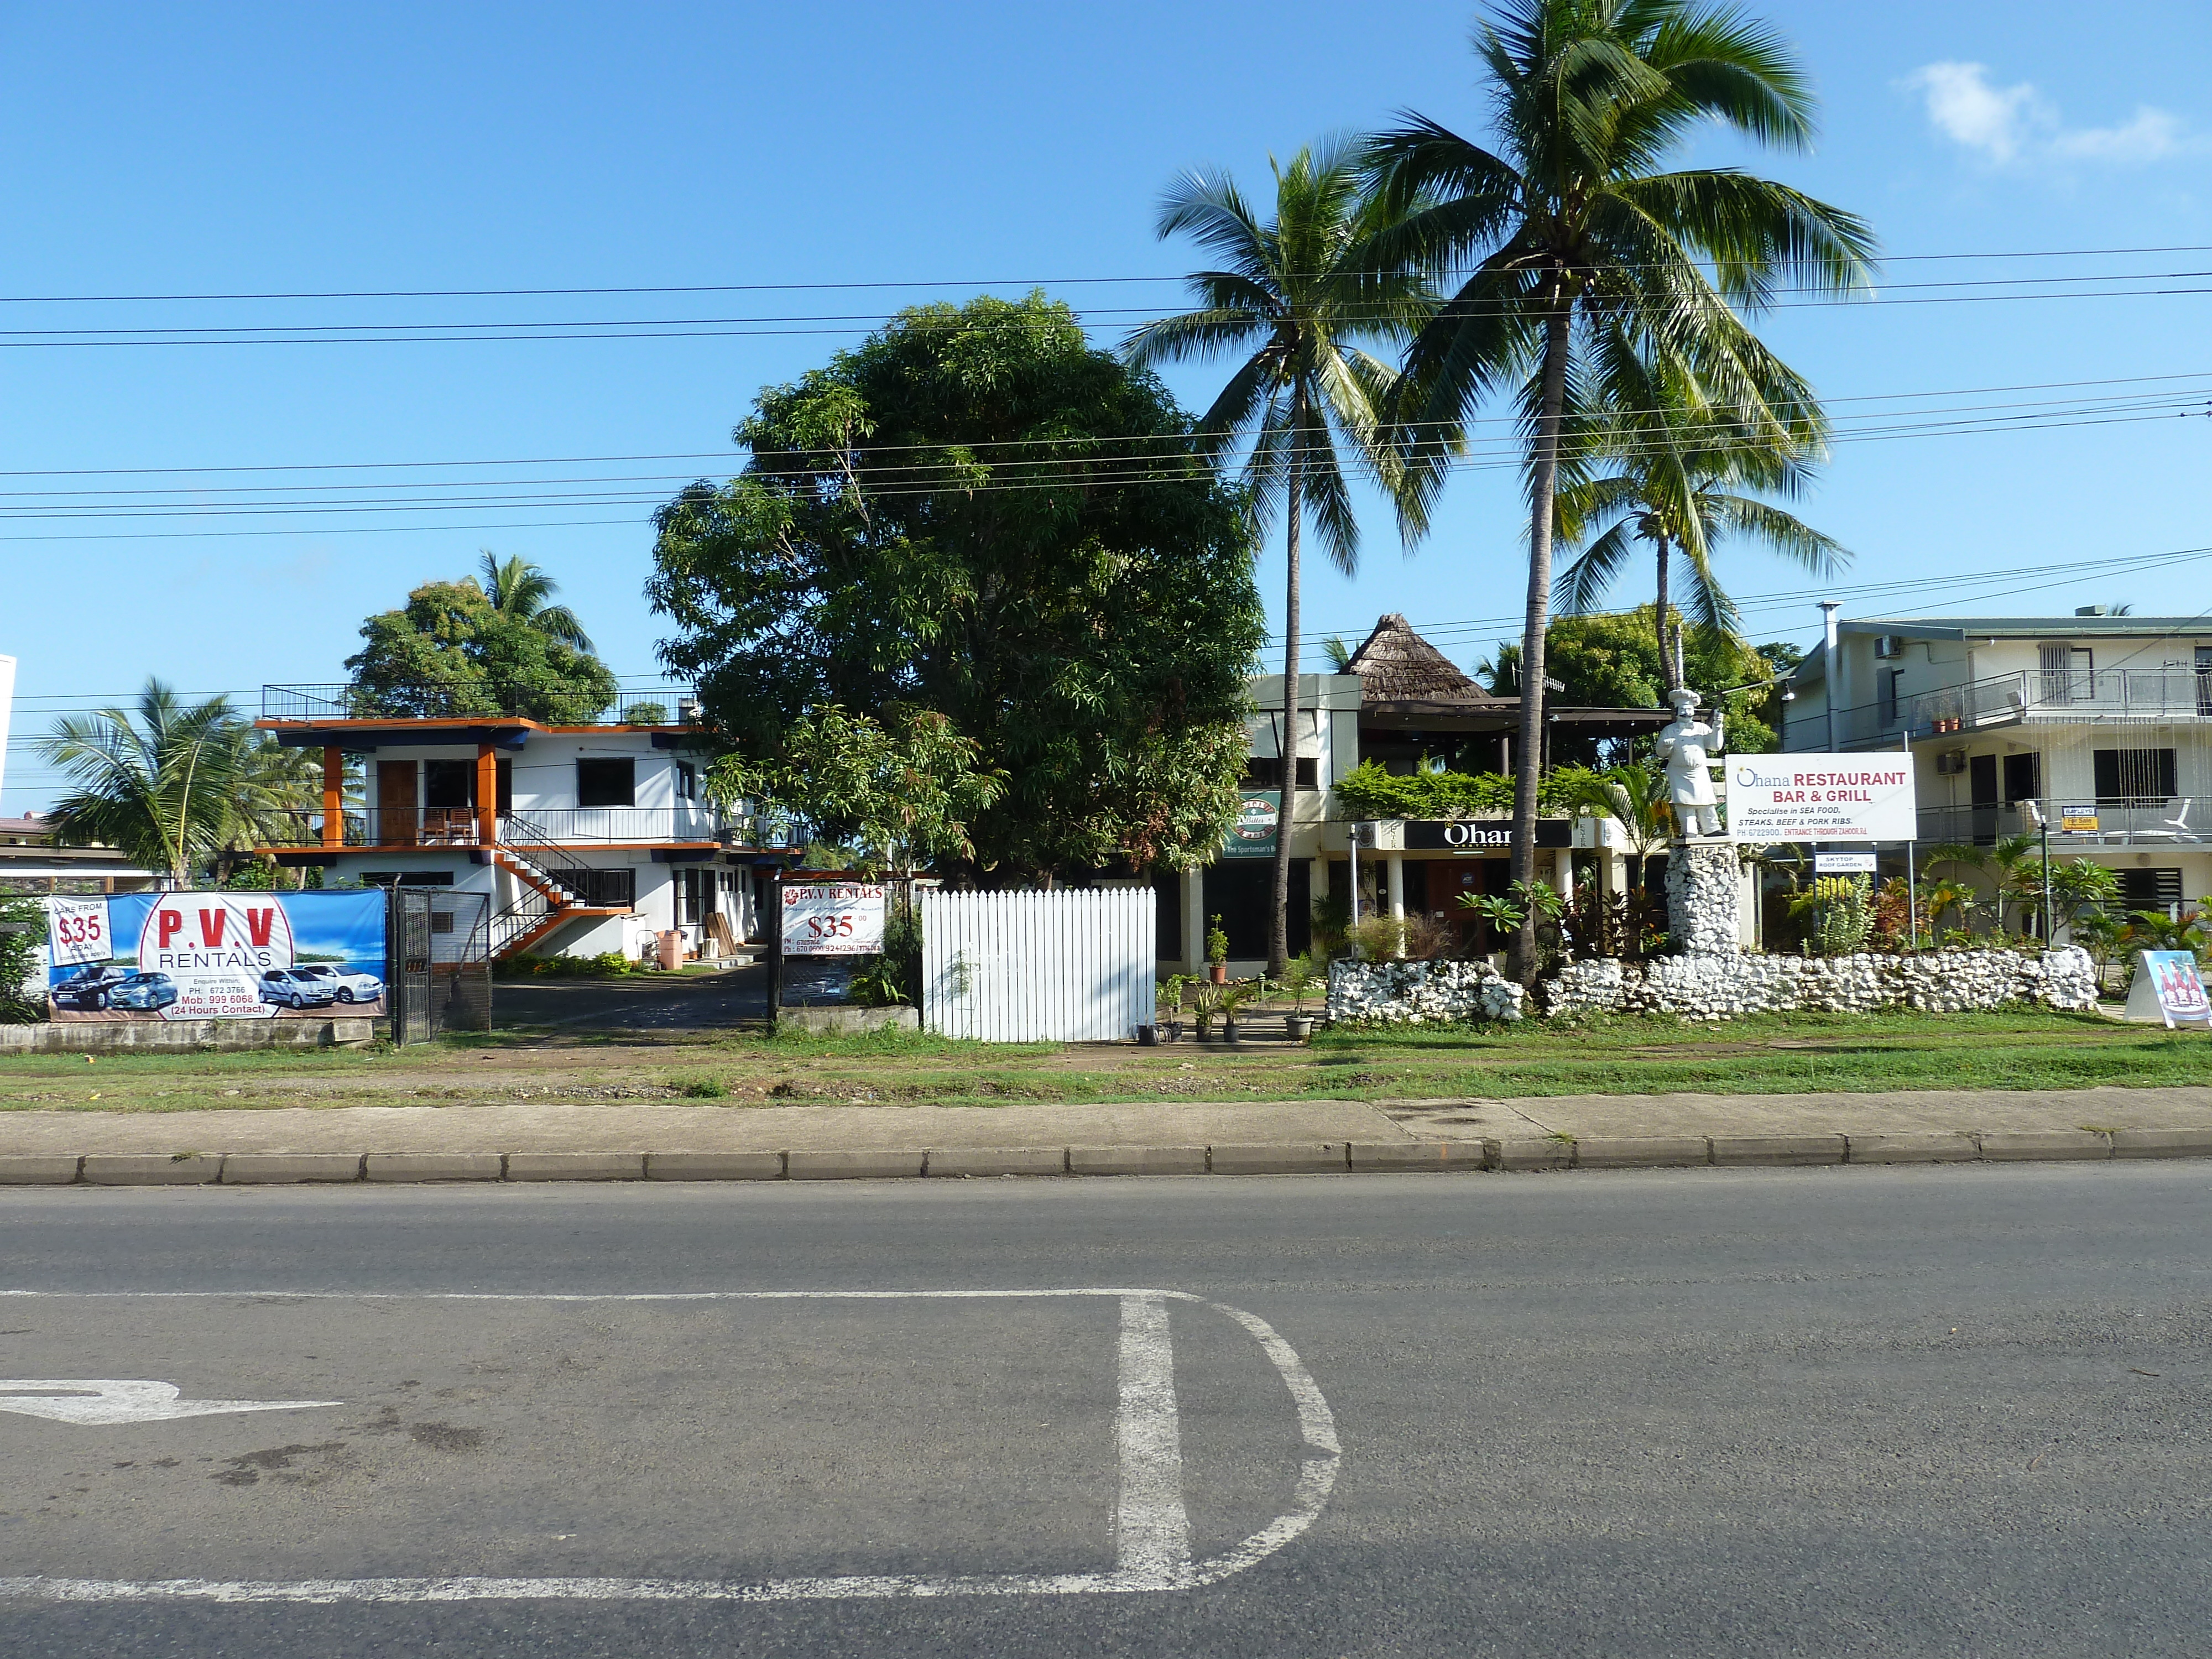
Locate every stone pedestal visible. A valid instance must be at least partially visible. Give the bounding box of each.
[1666,837,1741,957]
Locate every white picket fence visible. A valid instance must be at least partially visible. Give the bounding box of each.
[921,886,1154,1042]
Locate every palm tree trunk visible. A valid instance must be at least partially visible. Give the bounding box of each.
[1267,395,1304,979]
[1654,534,1674,691]
[1508,304,1573,987]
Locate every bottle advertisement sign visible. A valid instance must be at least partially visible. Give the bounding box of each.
[44,891,389,1022]
[2127,949,2212,1029]
[780,883,888,956]
[1725,755,1918,844]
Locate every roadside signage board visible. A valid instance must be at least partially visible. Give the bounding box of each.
[1222,791,1280,858]
[2060,804,2101,833]
[1814,852,1879,874]
[780,882,887,956]
[1725,755,1917,844]
[2126,950,2212,1029]
[1400,819,1573,851]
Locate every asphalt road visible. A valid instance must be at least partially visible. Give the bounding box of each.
[3,1163,2210,1657]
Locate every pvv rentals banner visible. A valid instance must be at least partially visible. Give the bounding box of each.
[1725,755,1918,844]
[45,890,389,1022]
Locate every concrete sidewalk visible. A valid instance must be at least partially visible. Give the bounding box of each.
[4,1084,2212,1183]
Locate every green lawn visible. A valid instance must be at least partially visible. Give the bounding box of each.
[2,1006,2205,1113]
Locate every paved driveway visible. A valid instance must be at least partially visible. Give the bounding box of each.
[491,964,768,1032]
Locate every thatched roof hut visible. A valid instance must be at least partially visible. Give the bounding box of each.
[1342,613,1506,707]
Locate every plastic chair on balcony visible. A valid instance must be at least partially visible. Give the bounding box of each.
[2134,799,2201,844]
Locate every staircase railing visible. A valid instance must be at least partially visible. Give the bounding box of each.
[497,815,593,903]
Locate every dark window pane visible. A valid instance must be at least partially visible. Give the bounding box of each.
[2093,748,2177,801]
[577,758,635,807]
[422,759,475,810]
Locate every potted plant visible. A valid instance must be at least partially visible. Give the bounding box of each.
[1152,973,1191,1043]
[1191,980,1228,1041]
[1280,953,1323,1041]
[1219,976,1263,1044]
[1206,914,1230,983]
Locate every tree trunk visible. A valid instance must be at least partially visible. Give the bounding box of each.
[1266,393,1304,979]
[1654,534,1674,691]
[1507,305,1573,987]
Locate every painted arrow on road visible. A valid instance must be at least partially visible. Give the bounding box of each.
[0,1380,341,1426]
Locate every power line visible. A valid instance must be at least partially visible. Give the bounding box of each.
[2,243,2210,305]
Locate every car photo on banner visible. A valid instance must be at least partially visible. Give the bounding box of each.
[41,891,390,1023]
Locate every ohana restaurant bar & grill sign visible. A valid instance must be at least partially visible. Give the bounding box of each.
[1725,755,1918,844]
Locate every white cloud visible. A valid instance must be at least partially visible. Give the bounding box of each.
[1901,61,2205,168]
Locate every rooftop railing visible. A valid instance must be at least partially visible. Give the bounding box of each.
[256,806,747,849]
[1792,669,2212,750]
[261,681,707,727]
[1916,795,2210,849]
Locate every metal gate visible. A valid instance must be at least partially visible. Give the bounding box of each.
[387,888,493,1045]
[921,886,1153,1042]
[389,889,434,1045]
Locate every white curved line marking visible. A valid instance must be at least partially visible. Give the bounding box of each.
[0,1380,340,1426]
[0,1288,1340,1603]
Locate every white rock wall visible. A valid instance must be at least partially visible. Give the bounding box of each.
[1327,958,1526,1025]
[1541,945,2099,1020]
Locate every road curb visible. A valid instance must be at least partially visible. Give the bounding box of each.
[15,1129,2212,1186]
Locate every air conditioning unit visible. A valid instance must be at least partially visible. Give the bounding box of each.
[1934,750,1968,776]
[1874,635,1905,659]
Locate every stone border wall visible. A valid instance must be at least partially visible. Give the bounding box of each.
[1543,946,2098,1019]
[0,1018,378,1053]
[1326,947,2098,1025]
[1327,959,1526,1025]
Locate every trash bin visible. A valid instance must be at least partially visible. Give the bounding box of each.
[656,930,682,971]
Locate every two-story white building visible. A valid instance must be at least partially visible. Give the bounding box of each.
[1783,609,2212,912]
[254,684,790,963]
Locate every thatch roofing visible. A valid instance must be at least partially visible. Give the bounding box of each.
[1342,614,1504,705]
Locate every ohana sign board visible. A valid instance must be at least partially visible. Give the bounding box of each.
[780,882,888,957]
[1726,755,1918,844]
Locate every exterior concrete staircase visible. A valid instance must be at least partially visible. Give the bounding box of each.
[489,818,630,959]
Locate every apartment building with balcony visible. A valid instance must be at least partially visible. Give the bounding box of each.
[1783,609,2212,911]
[253,684,790,962]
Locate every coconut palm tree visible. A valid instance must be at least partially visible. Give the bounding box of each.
[1553,343,1848,682]
[1365,0,1876,982]
[35,680,319,885]
[1124,137,1433,975]
[478,551,594,653]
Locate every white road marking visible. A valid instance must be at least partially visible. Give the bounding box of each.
[0,1288,1340,1603]
[1112,1294,1190,1585]
[0,1380,341,1426]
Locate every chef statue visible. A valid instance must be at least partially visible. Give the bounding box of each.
[1653,687,1726,838]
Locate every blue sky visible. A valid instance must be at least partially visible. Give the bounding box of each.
[2,2,2208,810]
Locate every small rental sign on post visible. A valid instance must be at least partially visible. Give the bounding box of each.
[769,877,890,1015]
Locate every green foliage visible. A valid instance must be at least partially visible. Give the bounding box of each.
[1551,762,1674,866]
[1155,973,1195,1016]
[0,895,44,1024]
[1206,914,1229,965]
[620,701,671,725]
[1478,609,1780,753]
[1331,759,1597,820]
[35,679,326,883]
[649,293,1264,881]
[711,703,1003,873]
[848,888,925,1008]
[1788,874,1872,956]
[494,950,638,979]
[2050,858,2121,929]
[1308,888,1352,959]
[346,572,618,723]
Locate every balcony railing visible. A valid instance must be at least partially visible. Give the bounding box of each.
[261,681,707,727]
[1915,795,2210,849]
[259,806,740,848]
[1797,669,2212,750]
